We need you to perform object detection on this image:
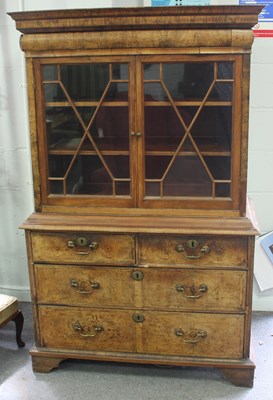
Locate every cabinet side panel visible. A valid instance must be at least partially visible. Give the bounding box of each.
[26,58,41,211]
[240,54,251,216]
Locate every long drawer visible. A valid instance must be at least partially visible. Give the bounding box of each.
[38,306,244,359]
[34,265,246,312]
[31,232,135,265]
[139,235,248,268]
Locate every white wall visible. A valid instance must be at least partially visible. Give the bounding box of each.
[1,0,273,310]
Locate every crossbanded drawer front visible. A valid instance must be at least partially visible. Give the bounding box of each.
[31,232,135,265]
[140,268,246,312]
[38,306,244,359]
[34,265,136,307]
[139,235,247,268]
[141,311,245,359]
[34,265,246,312]
[38,306,136,352]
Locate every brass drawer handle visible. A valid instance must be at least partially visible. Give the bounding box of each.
[72,321,104,337]
[70,279,100,294]
[176,284,208,299]
[67,238,98,255]
[175,243,210,259]
[175,328,207,344]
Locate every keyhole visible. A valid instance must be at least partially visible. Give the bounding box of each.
[187,239,198,249]
[76,237,88,247]
[132,313,145,323]
[131,271,144,281]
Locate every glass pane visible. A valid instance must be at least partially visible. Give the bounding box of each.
[215,183,230,198]
[44,83,67,102]
[112,64,128,80]
[163,63,214,100]
[146,182,160,197]
[49,181,63,194]
[217,62,233,79]
[67,156,112,195]
[209,82,233,101]
[48,155,73,178]
[163,156,212,197]
[144,106,186,151]
[77,106,96,127]
[190,107,232,151]
[144,63,160,80]
[60,64,109,101]
[144,82,165,101]
[104,83,128,101]
[94,106,129,151]
[43,65,58,81]
[116,182,130,196]
[103,156,130,179]
[46,107,83,150]
[204,157,231,180]
[146,156,172,179]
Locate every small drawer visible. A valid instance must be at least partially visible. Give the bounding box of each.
[140,268,246,312]
[139,235,247,268]
[38,306,136,352]
[34,265,136,307]
[142,311,244,359]
[31,232,135,265]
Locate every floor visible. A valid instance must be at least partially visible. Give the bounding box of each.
[0,303,273,400]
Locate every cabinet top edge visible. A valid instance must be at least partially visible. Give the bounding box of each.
[8,6,263,34]
[20,213,259,236]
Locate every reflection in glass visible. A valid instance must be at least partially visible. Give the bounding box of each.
[104,83,128,101]
[43,65,58,81]
[44,83,66,102]
[163,63,214,99]
[209,82,233,101]
[215,183,230,198]
[144,83,165,101]
[112,64,128,80]
[204,157,231,180]
[144,106,186,150]
[48,153,130,196]
[217,62,233,79]
[60,64,109,101]
[48,155,73,178]
[94,106,129,151]
[46,107,84,149]
[145,156,172,179]
[144,63,160,80]
[190,107,232,150]
[163,156,212,197]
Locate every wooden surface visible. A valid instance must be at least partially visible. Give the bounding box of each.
[20,212,258,236]
[10,5,261,386]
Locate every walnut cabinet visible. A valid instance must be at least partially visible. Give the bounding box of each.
[9,5,261,387]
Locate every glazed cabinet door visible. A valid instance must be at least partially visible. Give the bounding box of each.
[33,54,243,213]
[136,55,243,212]
[34,56,137,208]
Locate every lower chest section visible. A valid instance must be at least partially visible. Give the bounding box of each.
[27,230,253,360]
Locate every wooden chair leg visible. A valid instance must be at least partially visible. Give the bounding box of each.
[12,310,25,347]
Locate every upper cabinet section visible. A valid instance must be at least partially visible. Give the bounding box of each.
[9,6,262,52]
[9,6,262,216]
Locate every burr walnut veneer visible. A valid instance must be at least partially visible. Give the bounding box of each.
[9,5,261,387]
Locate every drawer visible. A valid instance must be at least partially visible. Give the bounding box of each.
[139,235,247,268]
[38,306,136,352]
[37,306,244,359]
[34,265,136,307]
[142,311,244,359]
[139,268,246,312]
[31,232,135,265]
[34,265,246,312]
